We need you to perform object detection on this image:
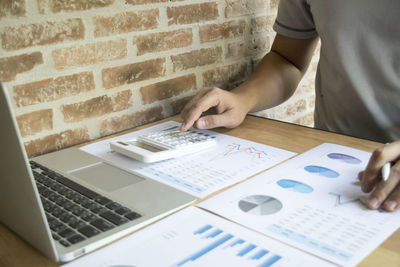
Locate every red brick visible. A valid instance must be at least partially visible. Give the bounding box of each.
[126,0,166,4]
[227,35,269,58]
[94,9,159,37]
[102,58,165,89]
[52,39,126,69]
[225,0,268,17]
[167,3,218,25]
[203,63,248,88]
[171,47,222,71]
[13,72,95,107]
[200,20,246,43]
[135,29,192,55]
[62,90,132,122]
[141,74,196,104]
[16,109,53,137]
[1,19,84,51]
[0,0,25,18]
[171,95,193,115]
[38,0,114,14]
[126,0,184,3]
[24,128,89,157]
[100,105,164,136]
[0,52,43,82]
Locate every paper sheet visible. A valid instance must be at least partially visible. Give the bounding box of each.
[80,121,296,198]
[198,143,400,266]
[63,207,334,267]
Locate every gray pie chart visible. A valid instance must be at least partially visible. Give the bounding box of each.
[238,195,283,215]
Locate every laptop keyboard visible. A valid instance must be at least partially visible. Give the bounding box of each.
[30,161,142,248]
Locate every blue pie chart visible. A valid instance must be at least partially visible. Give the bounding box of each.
[327,153,362,164]
[304,165,340,178]
[277,179,314,194]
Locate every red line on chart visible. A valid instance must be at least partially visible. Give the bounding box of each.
[224,143,269,159]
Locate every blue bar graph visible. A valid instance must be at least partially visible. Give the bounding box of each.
[194,224,212,235]
[173,223,284,267]
[205,229,223,238]
[250,249,269,260]
[229,238,245,247]
[259,255,282,267]
[174,234,234,266]
[237,244,257,257]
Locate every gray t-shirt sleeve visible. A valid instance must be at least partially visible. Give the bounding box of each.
[273,0,318,39]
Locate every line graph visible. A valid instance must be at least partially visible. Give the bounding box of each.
[329,192,362,206]
[211,143,271,162]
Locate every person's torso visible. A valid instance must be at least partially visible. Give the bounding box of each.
[308,0,400,142]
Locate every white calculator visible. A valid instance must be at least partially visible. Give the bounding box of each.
[110,126,217,163]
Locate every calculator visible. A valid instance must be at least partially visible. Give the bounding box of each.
[109,126,217,163]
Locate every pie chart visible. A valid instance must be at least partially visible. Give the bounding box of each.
[304,165,340,178]
[277,179,314,194]
[327,153,361,164]
[238,195,282,215]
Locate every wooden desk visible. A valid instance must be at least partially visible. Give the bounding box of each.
[1,115,399,266]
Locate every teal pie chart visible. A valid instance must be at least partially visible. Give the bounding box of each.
[277,179,314,194]
[304,165,340,178]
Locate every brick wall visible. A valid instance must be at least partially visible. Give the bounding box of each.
[0,0,318,157]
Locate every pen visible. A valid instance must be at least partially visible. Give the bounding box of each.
[382,162,391,181]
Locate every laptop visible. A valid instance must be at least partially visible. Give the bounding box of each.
[0,82,196,262]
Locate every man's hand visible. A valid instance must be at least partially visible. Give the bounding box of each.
[180,35,319,132]
[358,141,400,212]
[180,87,249,131]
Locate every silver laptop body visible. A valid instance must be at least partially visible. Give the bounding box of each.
[0,82,196,262]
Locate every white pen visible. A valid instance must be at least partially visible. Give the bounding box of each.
[382,162,391,181]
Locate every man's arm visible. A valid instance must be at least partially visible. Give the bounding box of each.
[180,34,319,131]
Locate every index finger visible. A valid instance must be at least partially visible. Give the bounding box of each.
[180,88,222,131]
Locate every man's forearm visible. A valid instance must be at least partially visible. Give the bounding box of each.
[232,50,304,113]
[232,34,319,114]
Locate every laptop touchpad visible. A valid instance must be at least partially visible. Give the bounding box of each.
[69,162,143,192]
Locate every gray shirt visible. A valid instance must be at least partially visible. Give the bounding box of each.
[273,0,400,142]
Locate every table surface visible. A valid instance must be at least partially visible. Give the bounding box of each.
[1,115,399,267]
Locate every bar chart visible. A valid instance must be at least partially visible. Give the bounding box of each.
[172,223,283,267]
[63,207,331,267]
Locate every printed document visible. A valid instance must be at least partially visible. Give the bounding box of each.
[80,121,296,198]
[63,207,334,267]
[198,143,400,266]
